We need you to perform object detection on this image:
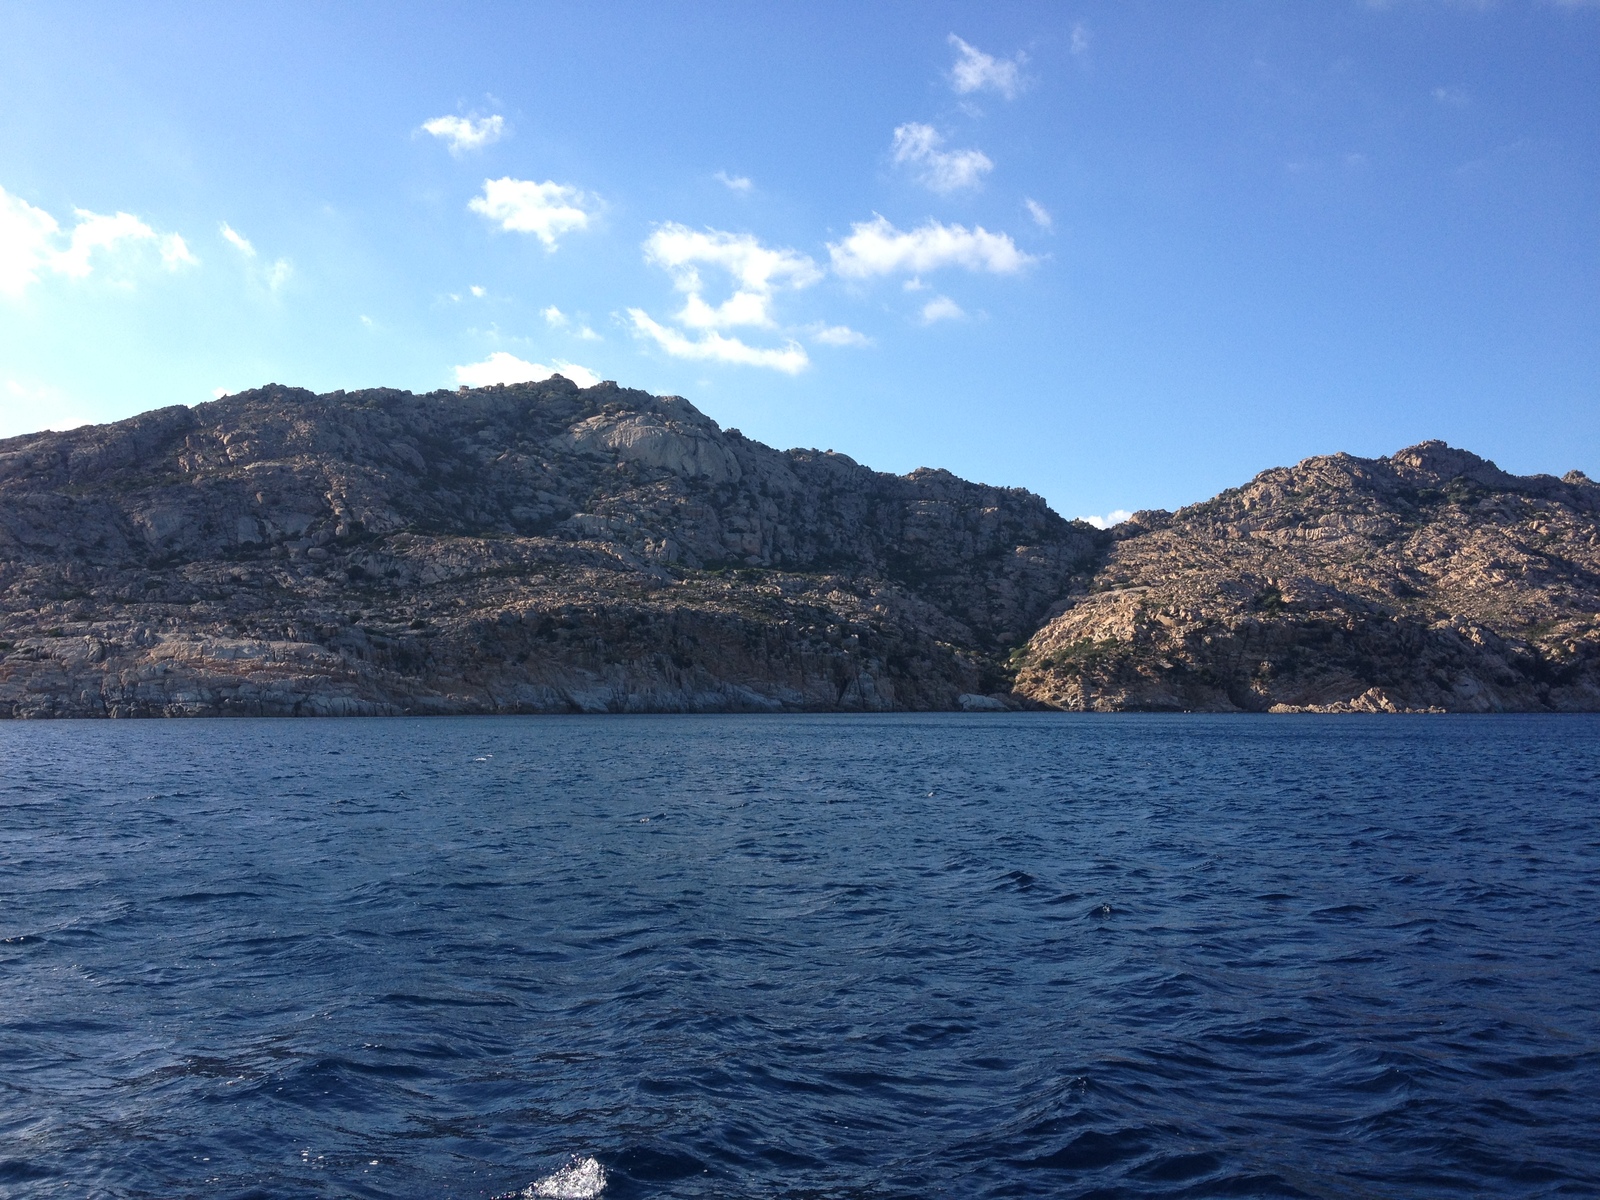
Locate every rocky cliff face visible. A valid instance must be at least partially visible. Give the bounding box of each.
[0,380,1101,716]
[1012,443,1600,712]
[2,382,1596,717]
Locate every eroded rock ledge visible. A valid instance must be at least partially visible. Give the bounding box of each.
[1,380,1595,715]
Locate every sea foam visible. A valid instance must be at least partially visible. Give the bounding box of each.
[522,1155,605,1199]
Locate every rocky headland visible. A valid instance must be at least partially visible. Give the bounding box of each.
[0,378,1594,715]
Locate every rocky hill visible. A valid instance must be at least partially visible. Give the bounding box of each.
[0,379,1595,716]
[1014,442,1600,712]
[0,379,1101,716]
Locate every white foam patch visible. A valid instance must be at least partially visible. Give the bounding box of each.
[524,1155,606,1199]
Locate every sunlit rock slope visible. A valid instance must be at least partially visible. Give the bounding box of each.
[1012,442,1600,712]
[0,380,1099,715]
[2,380,1595,716]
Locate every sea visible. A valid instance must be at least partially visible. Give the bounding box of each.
[2,714,1597,1199]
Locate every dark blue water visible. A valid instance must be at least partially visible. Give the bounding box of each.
[2,715,1598,1199]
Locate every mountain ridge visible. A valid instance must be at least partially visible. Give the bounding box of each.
[1,379,1595,715]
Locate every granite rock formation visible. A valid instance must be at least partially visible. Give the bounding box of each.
[1013,443,1600,712]
[2,380,1596,716]
[0,380,1100,716]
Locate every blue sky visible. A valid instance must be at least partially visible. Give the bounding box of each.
[1,1,1595,522]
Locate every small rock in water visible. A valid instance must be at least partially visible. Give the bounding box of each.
[524,1155,606,1199]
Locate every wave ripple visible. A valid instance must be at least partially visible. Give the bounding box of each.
[2,713,1598,1198]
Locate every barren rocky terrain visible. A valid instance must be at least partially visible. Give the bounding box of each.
[1015,443,1600,712]
[1,378,1595,715]
[0,379,1100,716]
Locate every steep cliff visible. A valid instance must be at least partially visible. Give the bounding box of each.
[1012,443,1600,712]
[0,380,1101,716]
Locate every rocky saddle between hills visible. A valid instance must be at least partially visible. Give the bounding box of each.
[0,378,1595,716]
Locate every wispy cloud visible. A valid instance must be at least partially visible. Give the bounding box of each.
[469,177,595,249]
[948,34,1026,100]
[543,304,600,339]
[920,295,964,323]
[628,309,808,374]
[715,170,753,193]
[455,351,599,389]
[219,222,255,256]
[1,185,195,297]
[1024,198,1054,230]
[421,114,505,155]
[1432,85,1469,106]
[218,221,290,291]
[810,323,872,347]
[828,215,1035,278]
[891,123,993,193]
[158,233,196,269]
[1071,22,1091,56]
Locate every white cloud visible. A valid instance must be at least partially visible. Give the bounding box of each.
[631,225,823,372]
[891,123,993,193]
[645,224,821,302]
[0,187,61,296]
[949,34,1026,100]
[53,210,155,278]
[1432,85,1469,106]
[543,304,600,339]
[643,223,822,332]
[1077,509,1132,530]
[454,351,600,389]
[715,170,753,193]
[811,323,872,347]
[1,187,195,296]
[1071,23,1091,55]
[828,215,1036,278]
[220,222,256,256]
[1024,198,1053,230]
[63,212,195,277]
[920,295,964,323]
[628,309,808,374]
[219,222,288,291]
[469,177,594,249]
[159,234,196,268]
[421,114,505,154]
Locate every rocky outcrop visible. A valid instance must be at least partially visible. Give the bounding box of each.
[1011,443,1600,712]
[0,379,1101,716]
[2,381,1595,717]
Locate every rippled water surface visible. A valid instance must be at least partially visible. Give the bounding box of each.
[2,714,1598,1199]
